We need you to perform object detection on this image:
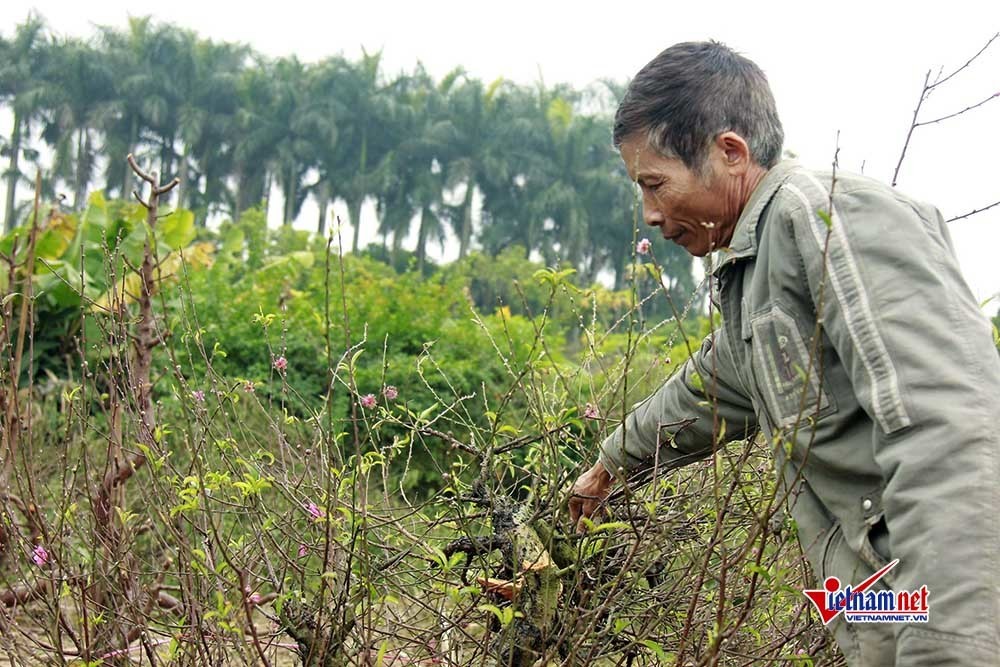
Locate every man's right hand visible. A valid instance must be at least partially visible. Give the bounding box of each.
[568,460,615,534]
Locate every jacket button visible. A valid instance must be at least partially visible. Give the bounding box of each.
[862,498,873,512]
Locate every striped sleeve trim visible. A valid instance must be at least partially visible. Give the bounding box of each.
[784,177,911,434]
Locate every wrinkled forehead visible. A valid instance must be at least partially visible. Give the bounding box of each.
[618,136,656,181]
[618,135,675,182]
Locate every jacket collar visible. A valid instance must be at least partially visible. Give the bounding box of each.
[709,160,799,275]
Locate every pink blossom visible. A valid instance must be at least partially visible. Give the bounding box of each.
[636,238,652,255]
[360,393,377,409]
[243,381,256,393]
[305,502,324,520]
[383,385,398,401]
[298,543,308,558]
[247,592,263,605]
[31,544,49,567]
[191,390,205,402]
[273,355,288,372]
[583,403,600,420]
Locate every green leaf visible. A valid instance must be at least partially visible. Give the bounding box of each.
[221,226,244,254]
[159,209,196,250]
[590,521,630,534]
[418,402,440,422]
[817,209,833,229]
[34,212,78,260]
[640,639,673,662]
[81,191,109,229]
[375,640,389,667]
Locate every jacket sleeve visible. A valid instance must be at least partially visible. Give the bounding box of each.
[785,176,1000,663]
[599,328,758,477]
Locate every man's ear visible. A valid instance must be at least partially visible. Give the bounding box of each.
[715,132,751,174]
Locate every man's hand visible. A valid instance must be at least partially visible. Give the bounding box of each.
[568,460,615,534]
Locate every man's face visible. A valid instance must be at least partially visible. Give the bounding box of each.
[618,135,735,257]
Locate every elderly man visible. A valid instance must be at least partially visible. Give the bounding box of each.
[568,41,1000,666]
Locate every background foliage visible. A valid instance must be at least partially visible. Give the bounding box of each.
[0,13,696,297]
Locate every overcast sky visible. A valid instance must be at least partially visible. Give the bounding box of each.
[3,1,999,303]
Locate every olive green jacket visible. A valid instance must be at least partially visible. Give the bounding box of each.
[600,161,1000,664]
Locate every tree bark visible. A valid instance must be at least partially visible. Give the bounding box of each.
[177,145,190,211]
[121,115,138,199]
[459,179,475,259]
[351,128,368,252]
[317,193,329,236]
[73,128,88,209]
[416,206,428,273]
[444,483,567,667]
[283,165,297,226]
[348,198,363,253]
[3,110,23,232]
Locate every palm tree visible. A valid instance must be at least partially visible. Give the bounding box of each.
[377,66,454,273]
[435,74,516,259]
[230,60,276,217]
[97,16,180,199]
[304,57,341,235]
[276,57,336,226]
[229,56,336,226]
[475,83,546,258]
[523,87,635,282]
[0,14,51,231]
[175,38,247,221]
[40,36,114,209]
[323,50,398,250]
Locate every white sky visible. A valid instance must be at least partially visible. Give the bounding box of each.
[3,1,999,306]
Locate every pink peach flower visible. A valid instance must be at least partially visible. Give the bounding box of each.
[31,544,49,567]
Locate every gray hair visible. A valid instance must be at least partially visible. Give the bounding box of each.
[613,41,784,170]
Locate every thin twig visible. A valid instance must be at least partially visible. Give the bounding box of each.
[892,70,931,187]
[929,32,998,89]
[916,91,1000,126]
[893,32,999,186]
[947,199,1000,223]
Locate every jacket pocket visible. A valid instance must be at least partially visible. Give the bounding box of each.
[858,516,895,585]
[820,521,847,581]
[749,303,836,429]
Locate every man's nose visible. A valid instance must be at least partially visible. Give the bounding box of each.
[642,202,664,227]
[641,189,664,227]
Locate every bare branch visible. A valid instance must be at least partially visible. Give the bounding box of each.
[156,177,180,196]
[1,581,45,608]
[916,91,1000,126]
[929,32,999,89]
[125,153,158,187]
[418,427,481,456]
[893,32,999,186]
[947,199,1000,223]
[892,70,931,187]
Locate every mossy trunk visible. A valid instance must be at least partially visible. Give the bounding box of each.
[445,485,569,666]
